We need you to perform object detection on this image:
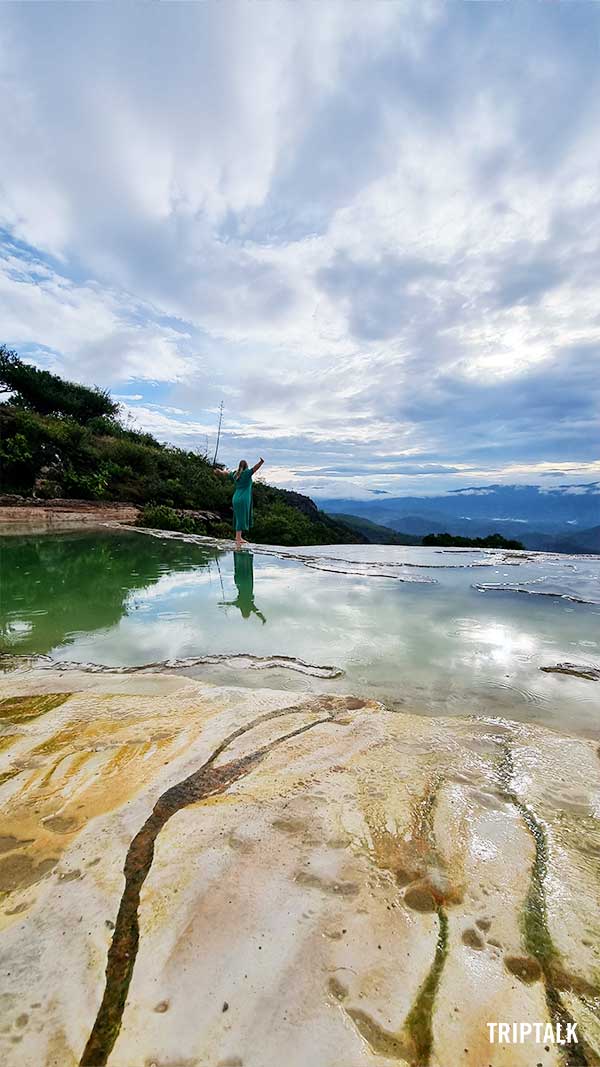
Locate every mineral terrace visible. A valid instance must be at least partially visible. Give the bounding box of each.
[1,669,599,1067]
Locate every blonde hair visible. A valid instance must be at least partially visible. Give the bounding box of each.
[234,459,248,480]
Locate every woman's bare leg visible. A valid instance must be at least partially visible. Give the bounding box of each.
[235,530,243,547]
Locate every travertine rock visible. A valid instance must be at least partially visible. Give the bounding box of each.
[0,670,598,1067]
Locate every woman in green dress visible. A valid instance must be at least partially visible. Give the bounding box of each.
[217,457,264,547]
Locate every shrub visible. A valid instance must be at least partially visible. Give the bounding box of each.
[86,416,125,437]
[422,531,524,550]
[62,465,110,500]
[138,504,207,535]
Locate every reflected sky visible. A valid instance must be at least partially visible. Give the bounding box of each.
[1,530,599,735]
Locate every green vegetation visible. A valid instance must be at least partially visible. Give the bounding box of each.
[138,505,208,535]
[0,349,361,547]
[329,513,421,545]
[422,531,525,550]
[0,345,118,422]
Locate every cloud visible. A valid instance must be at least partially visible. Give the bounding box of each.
[450,489,494,497]
[1,0,599,497]
[0,240,196,384]
[317,253,449,342]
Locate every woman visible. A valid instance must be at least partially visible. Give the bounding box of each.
[217,457,264,547]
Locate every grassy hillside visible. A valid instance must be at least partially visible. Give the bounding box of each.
[328,513,421,545]
[0,348,362,547]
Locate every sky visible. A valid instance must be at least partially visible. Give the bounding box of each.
[1,1,599,501]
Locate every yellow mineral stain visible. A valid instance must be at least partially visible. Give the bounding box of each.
[366,822,421,889]
[360,774,464,911]
[0,694,72,723]
[189,793,237,810]
[0,695,223,927]
[30,722,84,759]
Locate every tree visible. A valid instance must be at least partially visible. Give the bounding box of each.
[422,531,524,550]
[0,346,119,423]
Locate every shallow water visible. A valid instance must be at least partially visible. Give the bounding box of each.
[1,529,599,734]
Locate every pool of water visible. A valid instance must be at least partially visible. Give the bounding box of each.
[1,529,599,735]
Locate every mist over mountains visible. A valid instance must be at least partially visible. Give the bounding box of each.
[320,483,600,553]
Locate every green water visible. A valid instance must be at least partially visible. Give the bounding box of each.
[1,530,599,734]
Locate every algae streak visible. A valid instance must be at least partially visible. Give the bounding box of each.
[498,746,591,1067]
[79,702,344,1067]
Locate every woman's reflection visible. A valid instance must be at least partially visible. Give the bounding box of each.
[219,549,266,623]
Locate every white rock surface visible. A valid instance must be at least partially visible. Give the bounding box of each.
[0,670,599,1067]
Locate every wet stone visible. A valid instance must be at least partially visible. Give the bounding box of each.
[0,854,58,893]
[42,815,80,834]
[0,836,33,854]
[504,955,542,983]
[404,884,437,913]
[327,977,348,1001]
[58,869,82,882]
[294,871,360,897]
[2,665,600,1067]
[462,928,484,950]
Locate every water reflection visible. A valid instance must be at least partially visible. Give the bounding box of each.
[1,530,599,735]
[0,531,223,654]
[219,550,266,624]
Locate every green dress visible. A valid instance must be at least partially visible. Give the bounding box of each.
[231,469,253,531]
[219,550,266,623]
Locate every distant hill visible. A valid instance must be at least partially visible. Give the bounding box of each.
[328,513,421,545]
[320,484,600,552]
[377,513,450,536]
[521,525,600,554]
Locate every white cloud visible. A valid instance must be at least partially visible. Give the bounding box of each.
[0,247,194,384]
[1,1,599,496]
[121,404,215,440]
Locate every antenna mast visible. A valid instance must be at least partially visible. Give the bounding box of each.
[212,401,224,466]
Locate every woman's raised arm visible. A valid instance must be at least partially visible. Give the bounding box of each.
[251,457,264,475]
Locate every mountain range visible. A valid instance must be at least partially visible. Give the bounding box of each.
[320,483,600,553]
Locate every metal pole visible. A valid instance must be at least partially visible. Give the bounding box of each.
[212,401,224,466]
